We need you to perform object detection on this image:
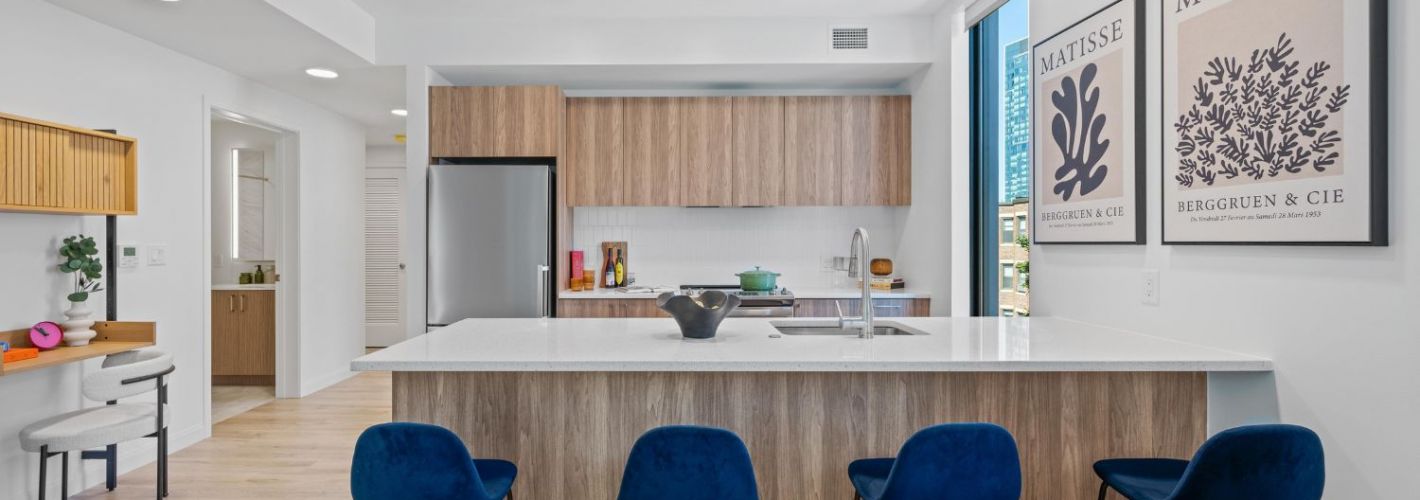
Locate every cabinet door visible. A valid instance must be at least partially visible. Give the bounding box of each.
[678,97,733,206]
[239,291,277,376]
[784,97,842,205]
[731,97,784,206]
[429,86,562,158]
[792,298,930,318]
[872,96,912,205]
[623,98,681,206]
[557,299,667,318]
[211,291,244,376]
[840,96,876,205]
[567,98,624,206]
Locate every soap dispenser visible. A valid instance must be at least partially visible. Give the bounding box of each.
[254,265,265,284]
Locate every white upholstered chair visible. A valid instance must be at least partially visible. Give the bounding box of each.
[19,349,173,500]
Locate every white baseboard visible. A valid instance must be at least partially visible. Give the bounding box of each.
[299,368,356,397]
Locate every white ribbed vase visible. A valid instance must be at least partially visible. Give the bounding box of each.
[62,301,97,347]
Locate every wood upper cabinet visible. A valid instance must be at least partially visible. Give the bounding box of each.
[622,98,681,206]
[731,97,784,206]
[873,96,912,205]
[678,97,734,206]
[784,96,843,206]
[566,98,624,206]
[0,113,137,215]
[429,86,563,158]
[212,290,275,380]
[559,94,910,207]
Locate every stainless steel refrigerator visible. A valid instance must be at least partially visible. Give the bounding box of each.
[427,163,552,328]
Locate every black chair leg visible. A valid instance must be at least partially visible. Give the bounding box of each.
[160,427,170,497]
[1097,481,1109,500]
[107,443,118,490]
[62,451,70,499]
[38,445,48,500]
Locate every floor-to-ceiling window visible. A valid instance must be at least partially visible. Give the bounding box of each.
[970,0,1030,316]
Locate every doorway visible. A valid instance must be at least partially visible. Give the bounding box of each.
[207,109,297,424]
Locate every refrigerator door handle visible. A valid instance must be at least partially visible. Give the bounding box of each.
[536,265,552,318]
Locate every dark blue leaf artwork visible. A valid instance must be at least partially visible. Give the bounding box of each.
[1174,33,1348,188]
[1050,63,1110,202]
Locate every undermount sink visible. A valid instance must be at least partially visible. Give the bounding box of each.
[770,320,927,336]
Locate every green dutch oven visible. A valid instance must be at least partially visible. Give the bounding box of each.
[736,266,781,292]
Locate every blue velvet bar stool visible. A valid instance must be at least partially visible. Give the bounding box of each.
[847,422,1022,500]
[617,425,760,500]
[1093,424,1325,500]
[351,422,518,500]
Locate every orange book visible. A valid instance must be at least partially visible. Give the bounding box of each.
[3,347,40,363]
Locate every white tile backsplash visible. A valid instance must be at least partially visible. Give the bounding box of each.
[572,207,904,289]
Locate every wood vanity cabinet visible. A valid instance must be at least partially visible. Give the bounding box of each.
[429,86,563,158]
[792,298,930,318]
[212,290,275,384]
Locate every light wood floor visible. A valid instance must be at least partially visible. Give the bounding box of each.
[74,372,391,499]
[211,385,275,424]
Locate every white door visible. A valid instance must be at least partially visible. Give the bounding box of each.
[364,170,405,347]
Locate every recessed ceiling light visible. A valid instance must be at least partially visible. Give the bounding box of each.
[391,109,408,117]
[304,67,339,79]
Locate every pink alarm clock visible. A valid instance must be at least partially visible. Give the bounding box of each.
[29,321,63,350]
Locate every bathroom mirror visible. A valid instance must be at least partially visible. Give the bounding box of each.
[232,148,267,260]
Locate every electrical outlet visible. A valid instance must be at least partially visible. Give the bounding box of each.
[147,244,169,266]
[1142,270,1160,306]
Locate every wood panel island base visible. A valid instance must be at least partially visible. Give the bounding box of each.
[355,318,1272,500]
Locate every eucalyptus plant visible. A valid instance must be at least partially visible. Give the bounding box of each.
[58,235,103,302]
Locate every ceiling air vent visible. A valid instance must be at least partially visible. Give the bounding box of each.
[831,27,869,50]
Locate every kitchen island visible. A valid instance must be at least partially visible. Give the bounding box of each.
[353,317,1270,500]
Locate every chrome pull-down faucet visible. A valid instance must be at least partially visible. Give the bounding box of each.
[839,227,874,339]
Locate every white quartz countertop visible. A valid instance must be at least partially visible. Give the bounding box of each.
[558,288,931,299]
[352,317,1270,373]
[212,284,277,291]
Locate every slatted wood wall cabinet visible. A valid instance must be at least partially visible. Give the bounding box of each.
[0,112,137,215]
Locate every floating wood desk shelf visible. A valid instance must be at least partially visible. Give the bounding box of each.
[0,321,156,376]
[0,111,138,215]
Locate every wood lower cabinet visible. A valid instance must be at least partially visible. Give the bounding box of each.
[212,290,275,385]
[557,299,667,318]
[557,298,928,318]
[792,298,930,318]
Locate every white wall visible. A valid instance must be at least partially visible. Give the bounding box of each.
[572,207,903,289]
[0,0,366,497]
[1029,0,1418,497]
[211,119,282,285]
[379,16,933,66]
[899,7,965,315]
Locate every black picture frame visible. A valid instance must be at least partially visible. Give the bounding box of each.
[1029,0,1148,245]
[1160,0,1388,246]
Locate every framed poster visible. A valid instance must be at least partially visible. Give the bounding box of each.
[1031,0,1147,244]
[1163,0,1388,245]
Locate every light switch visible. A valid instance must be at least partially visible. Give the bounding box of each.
[147,244,169,266]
